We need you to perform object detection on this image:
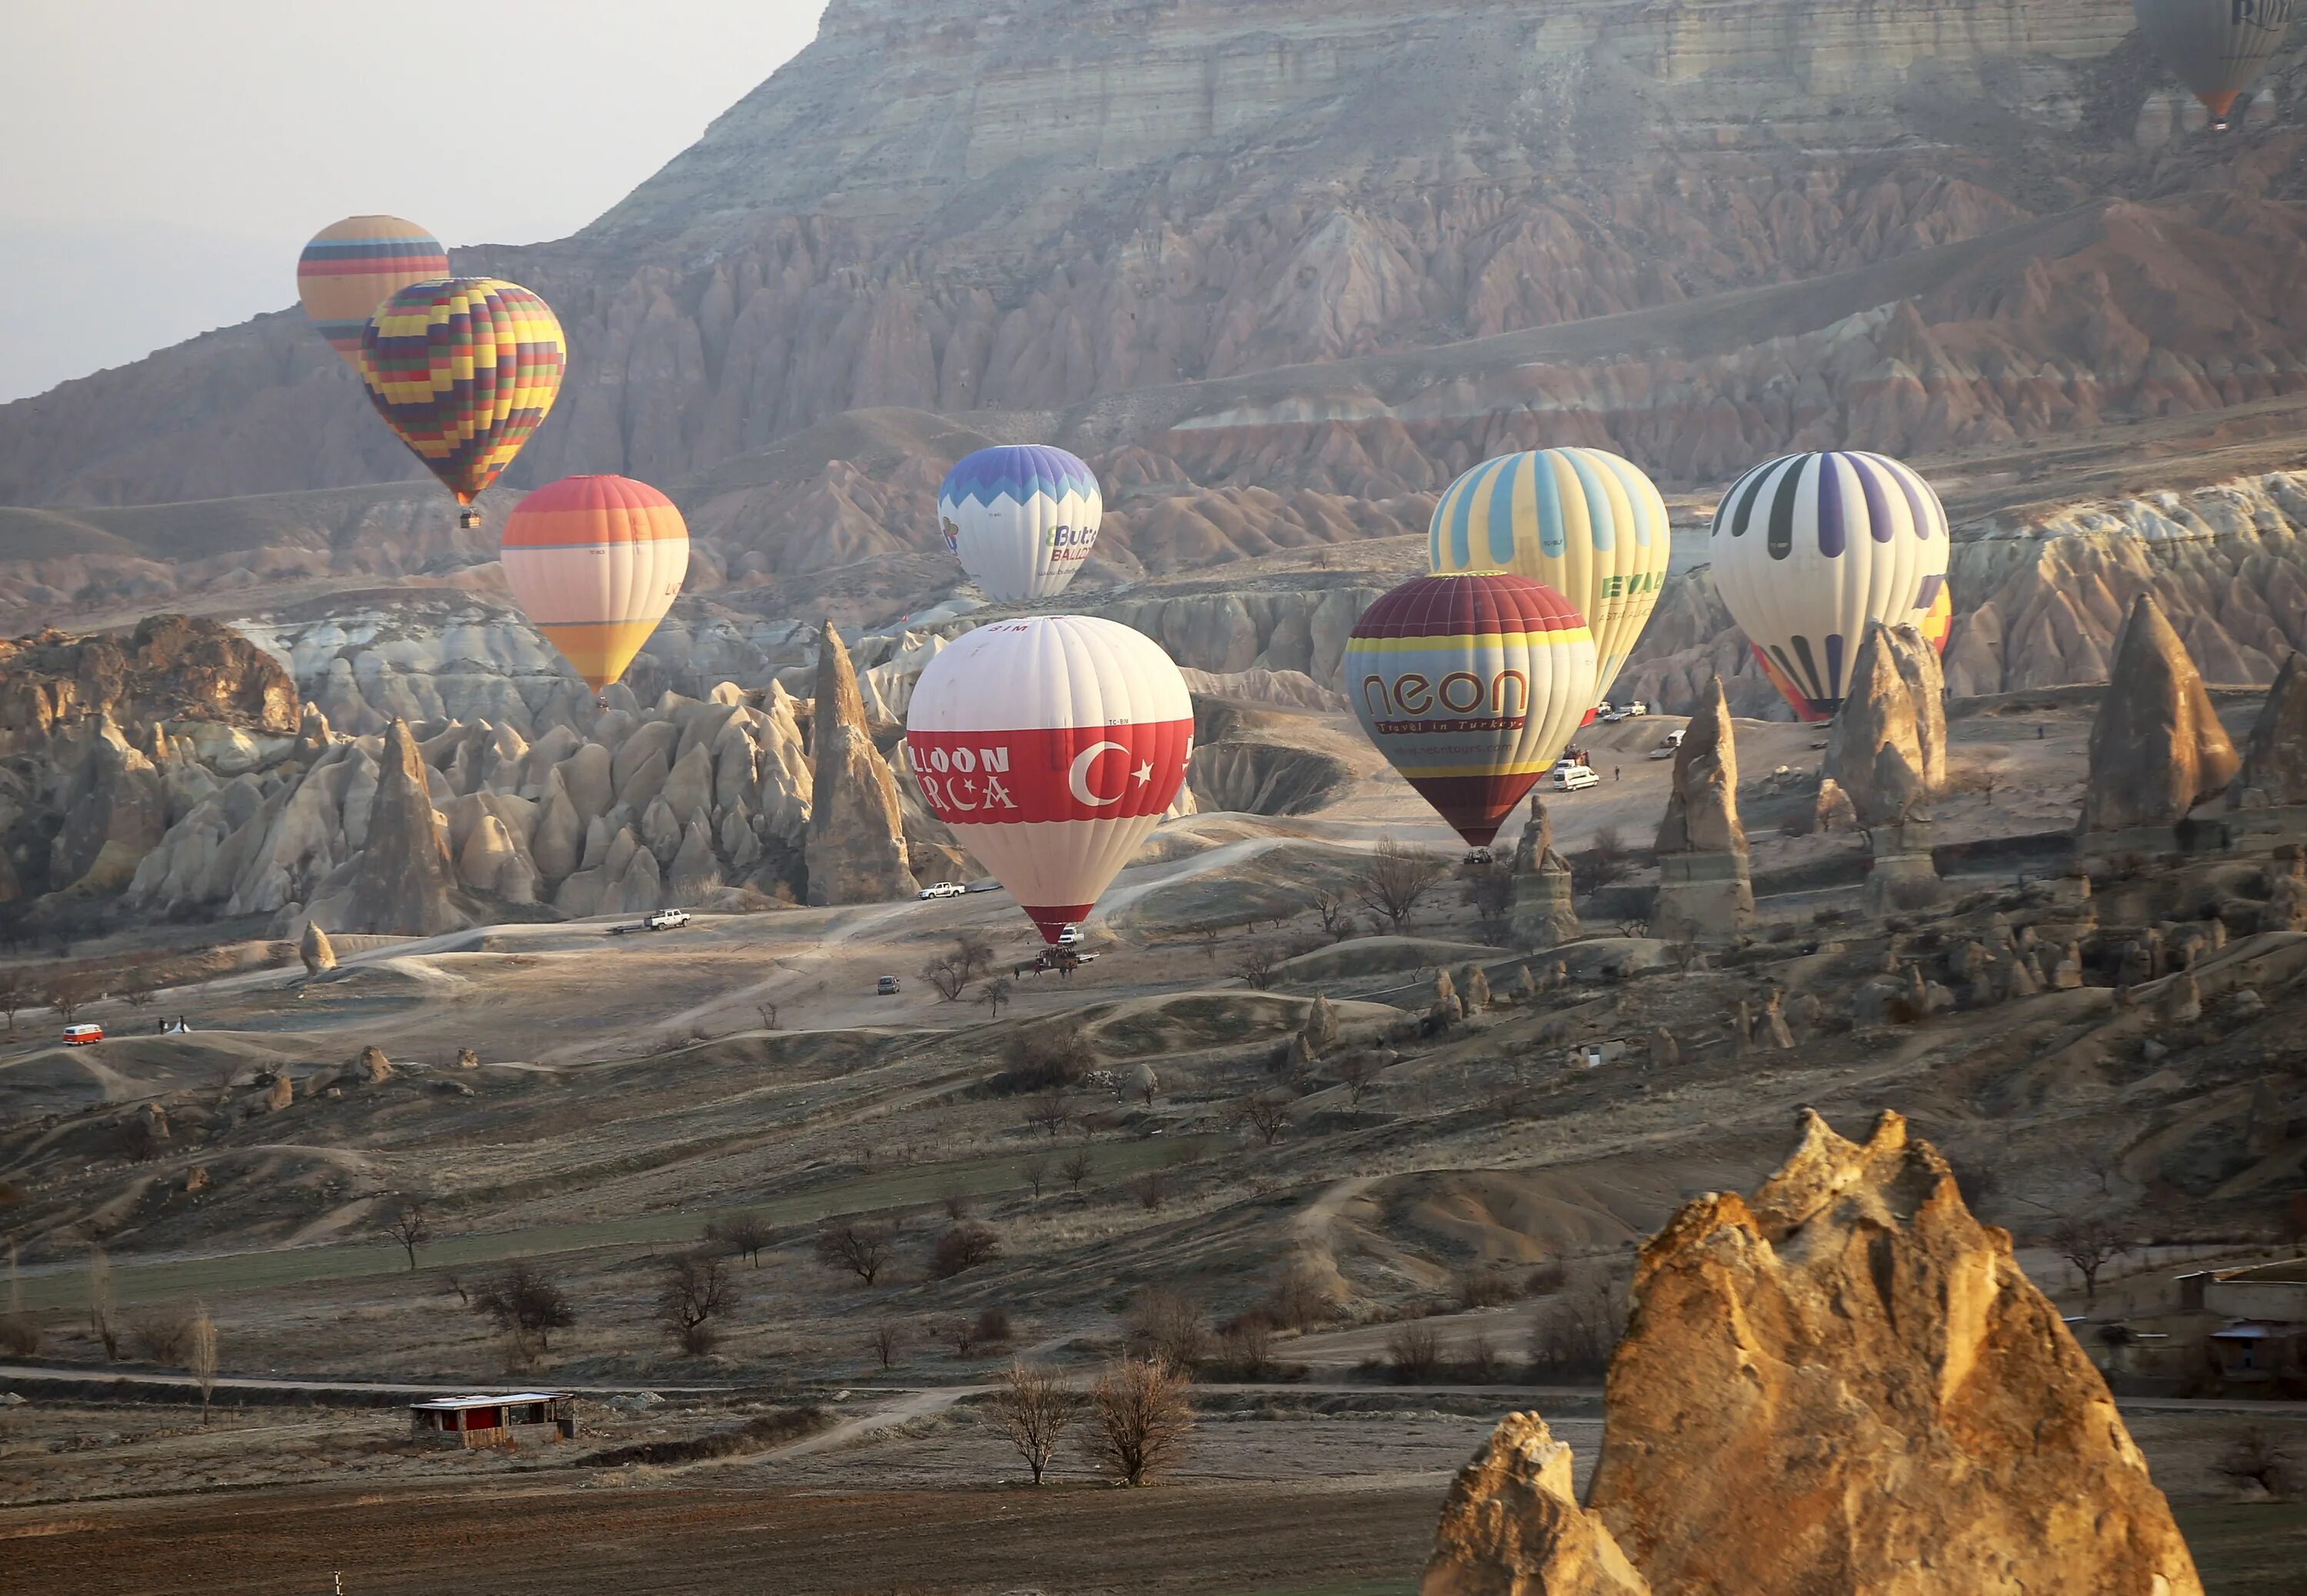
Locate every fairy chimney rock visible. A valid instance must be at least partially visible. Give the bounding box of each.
[1824,621,1945,827]
[2079,594,2239,837]
[804,621,918,905]
[1420,1412,1650,1596]
[2233,650,2307,808]
[338,718,464,936]
[1510,793,1580,948]
[299,919,336,975]
[1650,677,1754,942]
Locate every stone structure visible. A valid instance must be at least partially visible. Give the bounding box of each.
[298,920,336,976]
[1650,677,1753,942]
[335,720,463,936]
[805,621,917,906]
[1508,793,1580,948]
[1826,622,1947,911]
[2078,594,2239,852]
[1423,1111,2203,1595]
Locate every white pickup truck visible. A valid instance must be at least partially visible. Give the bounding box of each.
[610,908,691,935]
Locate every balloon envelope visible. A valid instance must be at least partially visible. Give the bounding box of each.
[359,278,566,507]
[937,446,1102,601]
[1709,451,1950,723]
[297,216,449,367]
[905,616,1191,941]
[2134,0,2292,125]
[1428,447,1669,709]
[501,475,689,693]
[1346,572,1596,847]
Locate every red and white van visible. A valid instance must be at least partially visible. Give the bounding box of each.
[61,1023,103,1046]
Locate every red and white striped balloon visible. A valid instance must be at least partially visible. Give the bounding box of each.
[905,617,1193,943]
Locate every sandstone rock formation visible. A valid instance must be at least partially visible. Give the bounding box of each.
[2079,594,2239,839]
[804,621,915,906]
[0,616,297,751]
[1825,621,1945,826]
[1586,1110,2199,1594]
[351,1046,393,1085]
[299,920,336,976]
[1650,678,1753,943]
[1510,793,1579,949]
[331,720,463,936]
[2232,650,2307,808]
[1421,1413,1650,1596]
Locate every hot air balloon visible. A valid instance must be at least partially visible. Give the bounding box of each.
[1345,572,1596,847]
[937,446,1102,602]
[358,278,565,529]
[501,475,689,693]
[1708,451,1951,723]
[905,617,1192,942]
[296,216,450,367]
[1428,447,1669,713]
[2135,0,2292,130]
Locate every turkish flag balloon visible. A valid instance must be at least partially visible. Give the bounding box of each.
[906,616,1193,942]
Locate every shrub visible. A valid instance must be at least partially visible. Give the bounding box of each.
[991,1025,1094,1095]
[1082,1356,1194,1485]
[1384,1322,1440,1382]
[930,1222,1000,1279]
[1124,1287,1209,1371]
[1456,1267,1519,1311]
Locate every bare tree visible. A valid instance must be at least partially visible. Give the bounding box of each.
[816,1218,896,1285]
[868,1315,904,1370]
[45,972,96,1026]
[754,1000,781,1032]
[1025,1087,1073,1140]
[381,1202,431,1270]
[187,1302,218,1425]
[1135,1170,1168,1212]
[1082,1355,1195,1486]
[707,1211,773,1267]
[1461,859,1515,933]
[1239,1092,1293,1147]
[1020,1155,1051,1199]
[0,971,24,1036]
[1125,1288,1208,1370]
[956,930,997,983]
[1384,1322,1441,1382]
[1060,1149,1093,1192]
[656,1252,735,1356]
[1357,843,1448,932]
[1232,943,1285,990]
[1267,1265,1333,1332]
[2049,1215,2126,1306]
[981,977,1014,1021]
[122,985,157,1013]
[88,1243,119,1360]
[471,1262,576,1352]
[930,1222,1000,1279]
[923,952,971,1002]
[1309,889,1350,941]
[989,1362,1084,1485]
[1333,1051,1380,1109]
[133,1308,191,1363]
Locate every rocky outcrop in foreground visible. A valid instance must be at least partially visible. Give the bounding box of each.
[2079,594,2238,836]
[1423,1111,2202,1596]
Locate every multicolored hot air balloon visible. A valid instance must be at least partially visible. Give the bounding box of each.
[501,475,690,693]
[1428,447,1669,713]
[905,617,1192,942]
[296,215,449,367]
[2135,0,2292,130]
[1345,573,1596,848]
[358,278,565,527]
[1708,451,1950,723]
[937,446,1102,602]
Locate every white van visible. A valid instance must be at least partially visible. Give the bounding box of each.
[62,1023,104,1046]
[1553,764,1600,792]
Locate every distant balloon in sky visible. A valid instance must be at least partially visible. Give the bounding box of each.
[501,475,689,693]
[905,617,1191,943]
[295,216,450,367]
[1428,447,1670,711]
[2134,0,2292,129]
[1709,451,1951,723]
[358,278,565,524]
[937,446,1102,602]
[1345,572,1596,848]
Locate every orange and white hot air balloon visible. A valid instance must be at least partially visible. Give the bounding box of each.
[905,617,1193,943]
[500,474,689,693]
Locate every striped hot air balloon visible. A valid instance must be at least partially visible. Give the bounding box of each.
[501,476,690,693]
[937,446,1102,602]
[1709,451,1951,723]
[358,278,565,522]
[296,215,449,367]
[1428,447,1669,712]
[1345,573,1596,848]
[905,617,1192,943]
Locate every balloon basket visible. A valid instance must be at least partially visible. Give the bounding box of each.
[458,507,483,530]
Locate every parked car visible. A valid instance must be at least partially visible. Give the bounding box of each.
[611,908,690,934]
[876,975,900,996]
[917,881,967,899]
[1553,764,1600,792]
[1647,729,1686,760]
[61,1023,103,1046]
[1054,925,1084,946]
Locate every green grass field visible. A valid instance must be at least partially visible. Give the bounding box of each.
[2175,1501,2307,1594]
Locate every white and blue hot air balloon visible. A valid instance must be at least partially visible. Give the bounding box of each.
[937,445,1103,602]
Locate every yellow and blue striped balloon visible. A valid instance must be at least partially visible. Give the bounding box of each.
[1428,447,1670,708]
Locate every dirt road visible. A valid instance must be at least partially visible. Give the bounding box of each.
[4,1478,1441,1596]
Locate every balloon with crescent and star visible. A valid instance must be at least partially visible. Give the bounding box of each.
[904,616,1192,943]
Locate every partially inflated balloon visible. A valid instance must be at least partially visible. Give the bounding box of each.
[1428,447,1669,710]
[297,216,449,367]
[358,278,565,508]
[1346,573,1596,847]
[1709,451,1950,723]
[906,617,1191,942]
[2135,0,2292,128]
[937,446,1101,601]
[501,476,689,693]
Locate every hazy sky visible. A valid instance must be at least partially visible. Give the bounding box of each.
[0,1,827,404]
